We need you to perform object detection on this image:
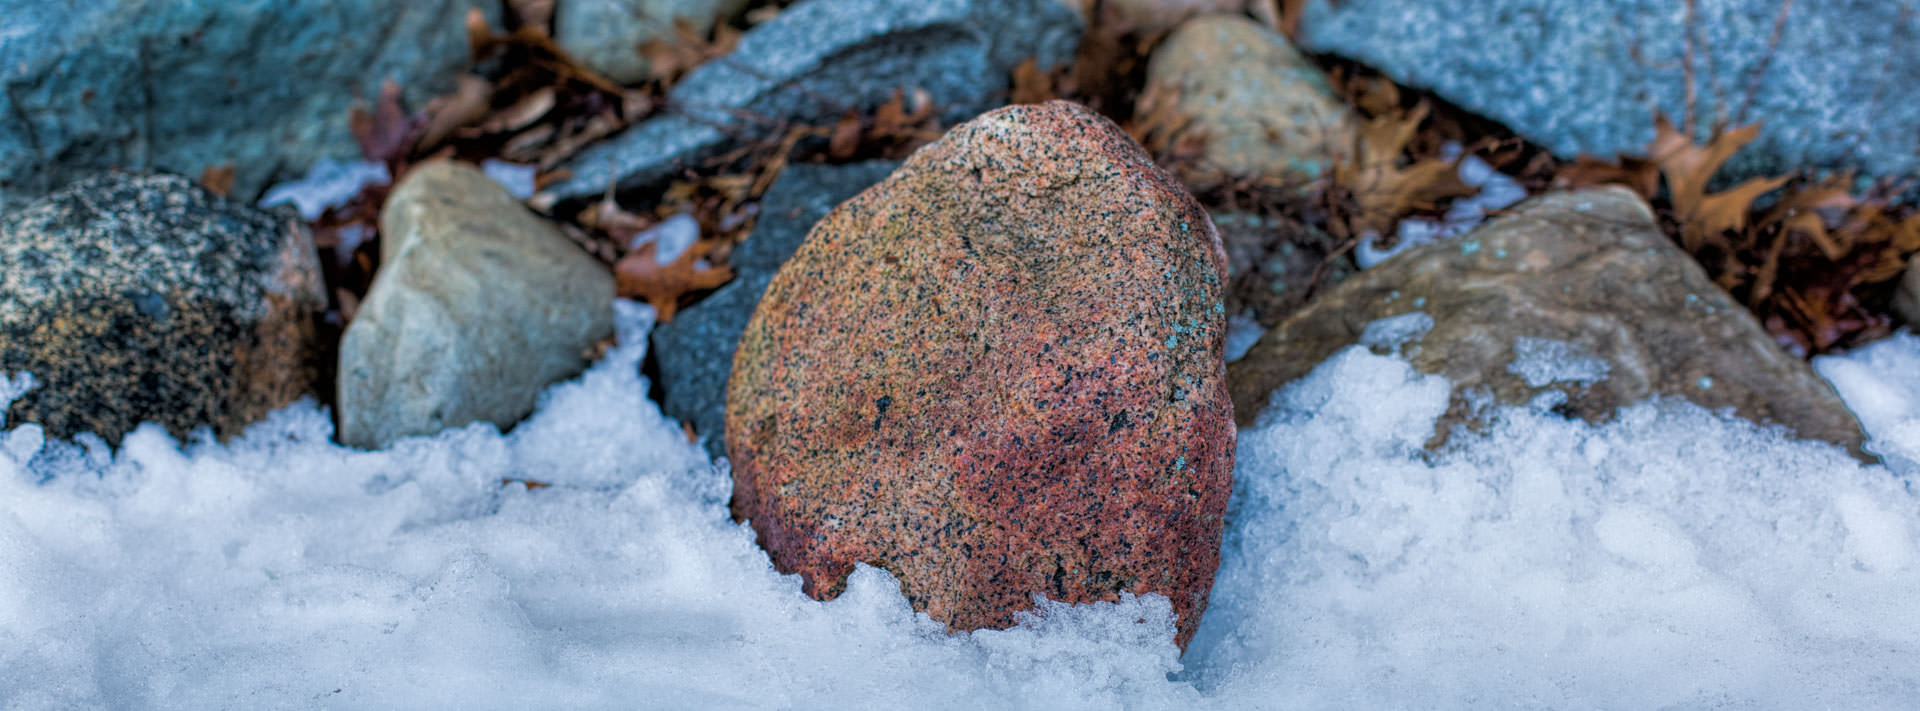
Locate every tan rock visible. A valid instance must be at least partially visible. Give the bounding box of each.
[1145,13,1357,186]
[336,161,613,449]
[1228,187,1869,456]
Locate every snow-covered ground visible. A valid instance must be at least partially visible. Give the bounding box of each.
[3,303,1917,709]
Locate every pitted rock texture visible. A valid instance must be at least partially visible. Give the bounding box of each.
[0,172,326,442]
[727,101,1233,649]
[1145,14,1357,187]
[653,161,900,460]
[547,0,1081,206]
[1229,187,1869,456]
[337,161,613,450]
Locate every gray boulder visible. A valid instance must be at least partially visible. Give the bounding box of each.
[1299,0,1920,181]
[0,172,327,442]
[652,161,899,459]
[546,0,1080,204]
[554,0,752,85]
[337,161,613,450]
[0,0,493,208]
[1229,187,1869,456]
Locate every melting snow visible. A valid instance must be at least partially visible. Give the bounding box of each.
[1,307,1917,708]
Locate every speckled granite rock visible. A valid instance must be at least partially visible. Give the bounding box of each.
[1145,14,1356,186]
[1229,186,1868,456]
[653,161,899,460]
[336,161,613,450]
[728,101,1232,649]
[0,0,493,207]
[546,0,1081,206]
[0,172,326,442]
[554,0,751,85]
[1298,0,1920,182]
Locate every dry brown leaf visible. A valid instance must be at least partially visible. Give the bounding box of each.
[1648,113,1762,218]
[1683,175,1788,251]
[1332,102,1477,238]
[828,110,863,160]
[1553,154,1659,198]
[1011,58,1056,105]
[419,74,494,149]
[476,86,558,135]
[198,164,236,197]
[350,79,420,169]
[614,239,734,322]
[579,192,654,245]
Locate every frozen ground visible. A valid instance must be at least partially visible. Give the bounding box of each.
[2,303,1917,709]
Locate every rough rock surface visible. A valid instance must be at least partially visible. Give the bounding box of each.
[1299,0,1920,182]
[653,161,899,460]
[337,161,613,450]
[0,0,493,208]
[1146,14,1356,185]
[555,0,751,85]
[1229,187,1868,456]
[547,0,1081,205]
[0,172,326,442]
[728,101,1233,649]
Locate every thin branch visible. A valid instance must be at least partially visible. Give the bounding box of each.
[1735,0,1793,125]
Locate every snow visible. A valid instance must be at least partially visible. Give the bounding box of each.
[3,308,1919,708]
[480,160,538,200]
[629,214,701,264]
[258,159,390,220]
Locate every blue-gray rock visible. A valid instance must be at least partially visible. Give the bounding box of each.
[1299,0,1920,181]
[0,172,327,442]
[546,0,1080,204]
[0,0,494,208]
[555,0,752,85]
[336,161,613,450]
[651,161,899,459]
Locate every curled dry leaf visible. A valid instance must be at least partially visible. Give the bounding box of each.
[420,75,494,149]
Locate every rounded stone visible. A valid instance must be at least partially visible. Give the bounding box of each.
[1145,13,1358,186]
[727,101,1233,649]
[0,172,326,442]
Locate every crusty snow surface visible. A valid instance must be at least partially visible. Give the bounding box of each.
[2,302,1916,709]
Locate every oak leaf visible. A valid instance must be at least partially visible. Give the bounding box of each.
[614,238,734,322]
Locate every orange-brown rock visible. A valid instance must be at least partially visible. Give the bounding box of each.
[727,101,1233,648]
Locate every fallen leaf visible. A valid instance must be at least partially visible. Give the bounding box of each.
[198,164,236,197]
[614,239,734,322]
[350,79,421,170]
[1011,57,1056,105]
[419,74,494,149]
[1331,102,1476,238]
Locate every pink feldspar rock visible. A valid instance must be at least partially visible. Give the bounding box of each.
[727,101,1233,648]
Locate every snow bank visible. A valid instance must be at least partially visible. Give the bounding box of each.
[2,307,1917,708]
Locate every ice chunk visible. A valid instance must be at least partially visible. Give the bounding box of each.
[1507,336,1611,386]
[481,159,537,199]
[630,213,700,264]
